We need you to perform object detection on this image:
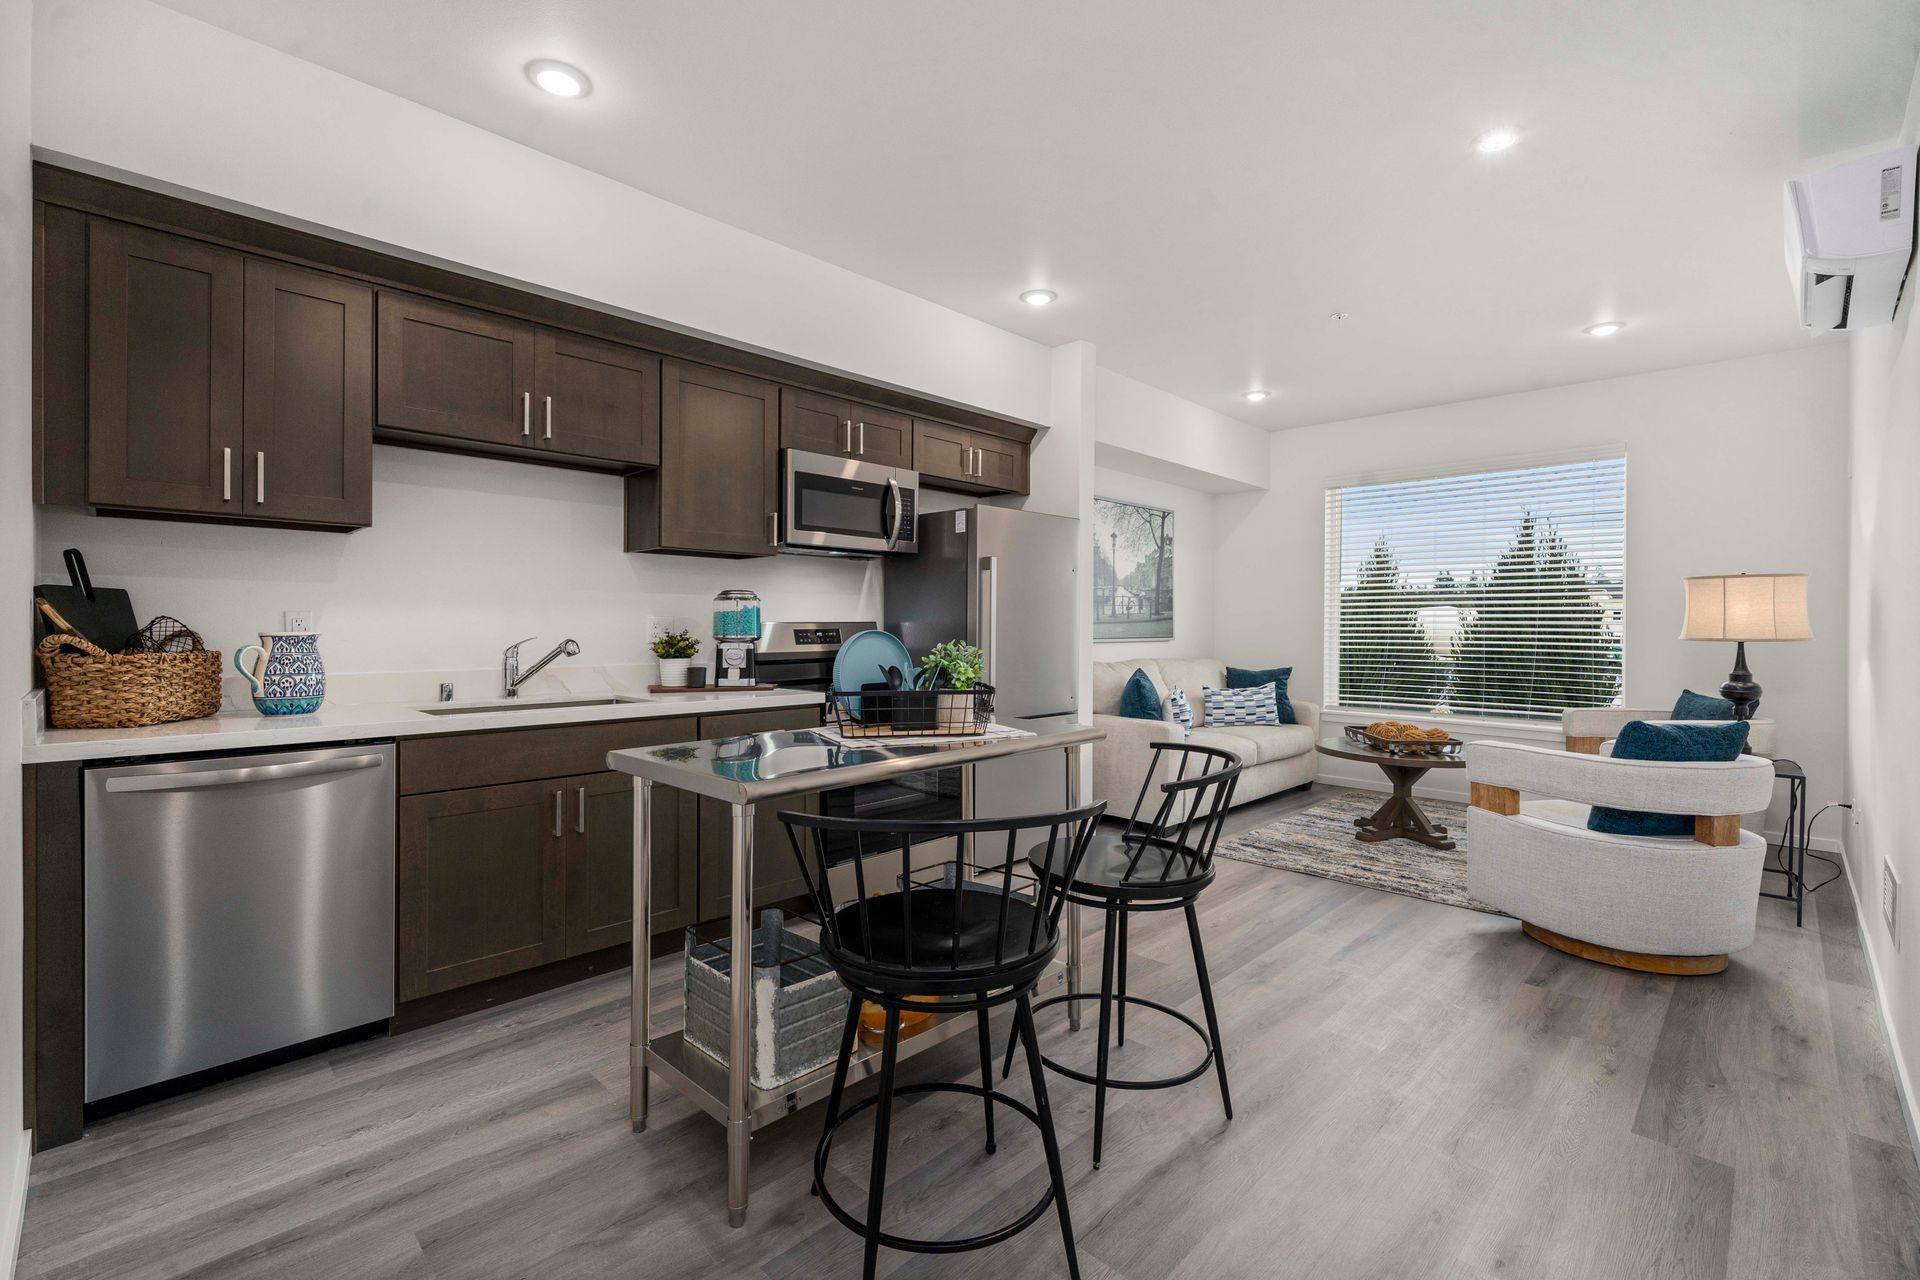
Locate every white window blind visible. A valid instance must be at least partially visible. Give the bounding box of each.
[1323,452,1627,722]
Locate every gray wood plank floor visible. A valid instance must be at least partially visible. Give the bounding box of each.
[19,786,1920,1279]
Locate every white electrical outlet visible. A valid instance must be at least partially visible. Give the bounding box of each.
[283,610,314,633]
[646,616,668,646]
[1884,858,1902,949]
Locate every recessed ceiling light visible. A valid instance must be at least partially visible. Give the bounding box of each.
[527,59,591,99]
[1474,127,1520,154]
[1242,389,1271,403]
[1583,320,1627,337]
[1020,289,1058,307]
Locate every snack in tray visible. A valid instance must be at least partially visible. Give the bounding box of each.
[1365,720,1451,742]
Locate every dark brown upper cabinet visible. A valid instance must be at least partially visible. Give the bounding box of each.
[911,419,1029,496]
[778,388,912,469]
[86,220,245,516]
[626,361,780,557]
[242,260,374,527]
[377,292,537,450]
[535,331,660,468]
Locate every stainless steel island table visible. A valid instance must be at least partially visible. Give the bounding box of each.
[608,723,1103,1227]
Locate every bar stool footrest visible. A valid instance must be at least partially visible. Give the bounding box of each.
[814,1081,1056,1254]
[1029,991,1216,1090]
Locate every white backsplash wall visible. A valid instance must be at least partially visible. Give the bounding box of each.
[1091,466,1215,659]
[35,445,881,684]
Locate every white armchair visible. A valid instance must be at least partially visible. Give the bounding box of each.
[1466,740,1776,974]
[1562,706,1776,758]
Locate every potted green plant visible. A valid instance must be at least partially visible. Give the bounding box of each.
[652,628,700,688]
[915,640,990,730]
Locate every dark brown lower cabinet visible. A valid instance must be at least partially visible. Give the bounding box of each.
[566,769,699,954]
[398,779,568,1001]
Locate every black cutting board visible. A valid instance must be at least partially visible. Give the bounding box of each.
[35,549,138,653]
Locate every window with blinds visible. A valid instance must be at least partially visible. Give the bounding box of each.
[1323,451,1626,722]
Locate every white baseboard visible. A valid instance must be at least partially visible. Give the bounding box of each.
[1842,860,1920,1157]
[0,1129,28,1280]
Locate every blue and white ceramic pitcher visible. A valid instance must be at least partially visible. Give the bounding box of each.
[235,631,326,716]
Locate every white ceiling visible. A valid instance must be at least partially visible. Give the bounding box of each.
[152,0,1920,430]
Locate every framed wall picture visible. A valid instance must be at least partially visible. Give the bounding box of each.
[1094,497,1174,641]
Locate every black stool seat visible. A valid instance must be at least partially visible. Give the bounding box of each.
[830,885,1051,994]
[1028,829,1213,900]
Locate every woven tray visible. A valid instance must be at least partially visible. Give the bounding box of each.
[38,632,223,729]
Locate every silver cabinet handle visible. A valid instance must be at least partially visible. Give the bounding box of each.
[857,421,866,455]
[256,452,265,504]
[104,753,383,793]
[576,785,588,834]
[553,788,564,839]
[967,446,978,478]
[222,447,232,501]
[768,511,779,546]
[545,395,553,440]
[842,419,853,453]
[522,391,531,437]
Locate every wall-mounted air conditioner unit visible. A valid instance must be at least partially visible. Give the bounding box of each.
[1784,146,1917,329]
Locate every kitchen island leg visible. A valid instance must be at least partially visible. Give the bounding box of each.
[630,778,653,1132]
[1065,745,1083,1032]
[728,801,756,1228]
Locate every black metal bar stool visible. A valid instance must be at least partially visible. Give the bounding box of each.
[780,802,1106,1280]
[1005,741,1244,1169]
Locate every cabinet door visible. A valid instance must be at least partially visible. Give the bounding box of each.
[971,433,1028,495]
[629,361,780,556]
[779,387,853,458]
[565,771,699,955]
[911,420,973,487]
[849,404,913,469]
[242,259,374,527]
[87,220,244,515]
[536,331,660,467]
[376,292,536,448]
[398,780,567,1000]
[694,706,824,921]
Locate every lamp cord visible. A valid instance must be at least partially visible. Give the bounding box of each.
[1774,801,1849,895]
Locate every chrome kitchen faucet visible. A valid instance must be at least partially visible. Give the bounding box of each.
[504,637,582,697]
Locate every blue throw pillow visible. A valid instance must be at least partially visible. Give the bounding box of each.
[1226,665,1296,724]
[1671,688,1757,720]
[1587,720,1751,838]
[1119,668,1163,721]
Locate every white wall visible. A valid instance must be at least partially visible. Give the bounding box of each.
[32,0,1053,427]
[1843,54,1920,1152]
[1091,466,1215,660]
[1217,344,1852,829]
[1093,367,1268,495]
[36,447,880,688]
[1,0,33,1257]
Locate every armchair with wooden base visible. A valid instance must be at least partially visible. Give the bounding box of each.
[1465,740,1776,975]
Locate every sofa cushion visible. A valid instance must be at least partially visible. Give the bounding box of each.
[1226,665,1297,724]
[1234,723,1316,764]
[1588,720,1751,838]
[1120,668,1164,720]
[1187,728,1260,768]
[1156,658,1228,713]
[1094,659,1164,717]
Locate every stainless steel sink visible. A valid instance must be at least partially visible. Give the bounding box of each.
[418,695,647,716]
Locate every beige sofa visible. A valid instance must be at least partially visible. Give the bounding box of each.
[1091,658,1319,813]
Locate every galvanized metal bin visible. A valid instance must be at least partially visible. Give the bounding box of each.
[684,909,851,1090]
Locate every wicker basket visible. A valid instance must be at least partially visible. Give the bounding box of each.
[37,633,223,729]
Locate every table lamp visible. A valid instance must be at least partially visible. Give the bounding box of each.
[1680,573,1812,720]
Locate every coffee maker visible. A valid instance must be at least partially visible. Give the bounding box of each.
[712,589,762,687]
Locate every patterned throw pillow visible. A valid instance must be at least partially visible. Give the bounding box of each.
[1167,688,1194,736]
[1226,665,1297,724]
[1202,682,1280,727]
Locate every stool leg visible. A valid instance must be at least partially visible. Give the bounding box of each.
[976,1006,997,1155]
[1092,907,1119,1170]
[1185,902,1232,1121]
[1000,996,1022,1081]
[1017,992,1082,1280]
[1116,909,1130,1049]
[862,1008,902,1280]
[814,995,862,1197]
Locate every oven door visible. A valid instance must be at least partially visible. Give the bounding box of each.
[783,449,918,555]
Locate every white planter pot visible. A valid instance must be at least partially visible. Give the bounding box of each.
[657,657,692,688]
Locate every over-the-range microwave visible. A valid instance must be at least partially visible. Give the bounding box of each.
[781,448,919,556]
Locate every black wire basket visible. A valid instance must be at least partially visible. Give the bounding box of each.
[828,683,995,737]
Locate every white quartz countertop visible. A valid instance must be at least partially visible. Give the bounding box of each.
[23,688,824,765]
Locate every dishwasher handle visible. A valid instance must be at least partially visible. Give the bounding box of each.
[102,753,387,794]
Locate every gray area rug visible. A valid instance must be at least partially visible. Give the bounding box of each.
[1217,791,1502,914]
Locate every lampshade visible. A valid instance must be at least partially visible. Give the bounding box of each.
[1680,573,1813,642]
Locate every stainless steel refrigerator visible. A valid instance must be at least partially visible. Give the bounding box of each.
[885,504,1080,820]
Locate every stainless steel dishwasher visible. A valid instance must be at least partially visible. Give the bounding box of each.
[85,742,396,1101]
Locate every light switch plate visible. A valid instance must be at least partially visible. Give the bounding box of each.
[283,610,314,633]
